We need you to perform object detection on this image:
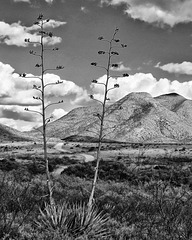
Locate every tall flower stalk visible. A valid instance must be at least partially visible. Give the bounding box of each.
[88,28,129,209]
[20,14,64,206]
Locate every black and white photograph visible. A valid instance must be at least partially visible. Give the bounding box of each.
[1,0,192,239]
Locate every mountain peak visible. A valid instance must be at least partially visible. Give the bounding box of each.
[158,92,184,98]
[128,92,152,98]
[155,92,186,101]
[39,91,192,143]
[122,92,153,101]
[155,92,187,112]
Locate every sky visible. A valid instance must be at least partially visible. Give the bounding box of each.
[1,0,192,131]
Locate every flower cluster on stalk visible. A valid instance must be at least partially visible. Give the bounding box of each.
[90,29,129,101]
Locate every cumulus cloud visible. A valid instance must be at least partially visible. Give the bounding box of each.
[0,63,40,106]
[0,105,41,122]
[0,104,42,131]
[0,19,66,47]
[0,61,89,130]
[14,0,55,4]
[51,108,68,120]
[45,0,54,4]
[0,117,42,131]
[0,63,15,98]
[0,62,88,106]
[0,118,21,130]
[37,73,89,103]
[110,62,131,71]
[13,0,30,2]
[100,0,192,27]
[90,73,192,102]
[28,19,66,30]
[155,62,192,75]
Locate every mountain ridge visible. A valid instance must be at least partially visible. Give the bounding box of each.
[44,92,192,143]
[2,92,192,143]
[0,123,33,142]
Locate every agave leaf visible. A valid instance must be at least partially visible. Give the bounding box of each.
[35,201,109,238]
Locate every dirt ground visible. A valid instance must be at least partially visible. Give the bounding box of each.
[1,140,192,162]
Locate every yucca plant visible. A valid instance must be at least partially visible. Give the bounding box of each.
[35,201,109,239]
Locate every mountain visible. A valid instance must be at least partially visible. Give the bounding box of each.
[0,123,32,142]
[45,92,192,143]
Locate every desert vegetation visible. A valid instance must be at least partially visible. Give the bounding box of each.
[1,140,192,239]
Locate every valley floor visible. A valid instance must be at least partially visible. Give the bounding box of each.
[1,139,192,239]
[1,140,192,171]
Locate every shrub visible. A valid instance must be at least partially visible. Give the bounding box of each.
[0,158,19,171]
[0,174,41,239]
[64,161,135,182]
[35,201,109,239]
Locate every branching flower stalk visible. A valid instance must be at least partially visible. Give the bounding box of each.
[88,28,129,209]
[21,14,64,206]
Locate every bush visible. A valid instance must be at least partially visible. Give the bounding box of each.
[0,173,42,239]
[0,158,19,171]
[35,201,109,239]
[2,155,192,239]
[64,161,135,182]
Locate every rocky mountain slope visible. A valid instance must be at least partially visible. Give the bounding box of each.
[45,92,192,143]
[0,123,33,142]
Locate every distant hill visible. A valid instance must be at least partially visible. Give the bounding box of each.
[41,92,192,143]
[0,123,33,142]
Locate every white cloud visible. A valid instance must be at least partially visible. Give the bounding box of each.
[13,0,30,2]
[100,0,192,27]
[45,0,54,4]
[0,118,20,130]
[90,73,192,102]
[80,6,89,13]
[39,73,89,102]
[0,61,89,130]
[0,105,39,122]
[0,117,42,131]
[0,62,88,106]
[100,0,127,5]
[0,20,66,47]
[0,105,42,131]
[0,64,40,106]
[14,0,55,4]
[44,19,66,28]
[51,108,68,120]
[27,19,66,31]
[110,62,131,71]
[155,62,192,75]
[0,63,15,98]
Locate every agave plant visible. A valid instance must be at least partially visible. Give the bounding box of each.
[35,201,109,239]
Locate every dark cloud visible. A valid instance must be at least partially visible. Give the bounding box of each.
[0,98,40,106]
[0,108,37,122]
